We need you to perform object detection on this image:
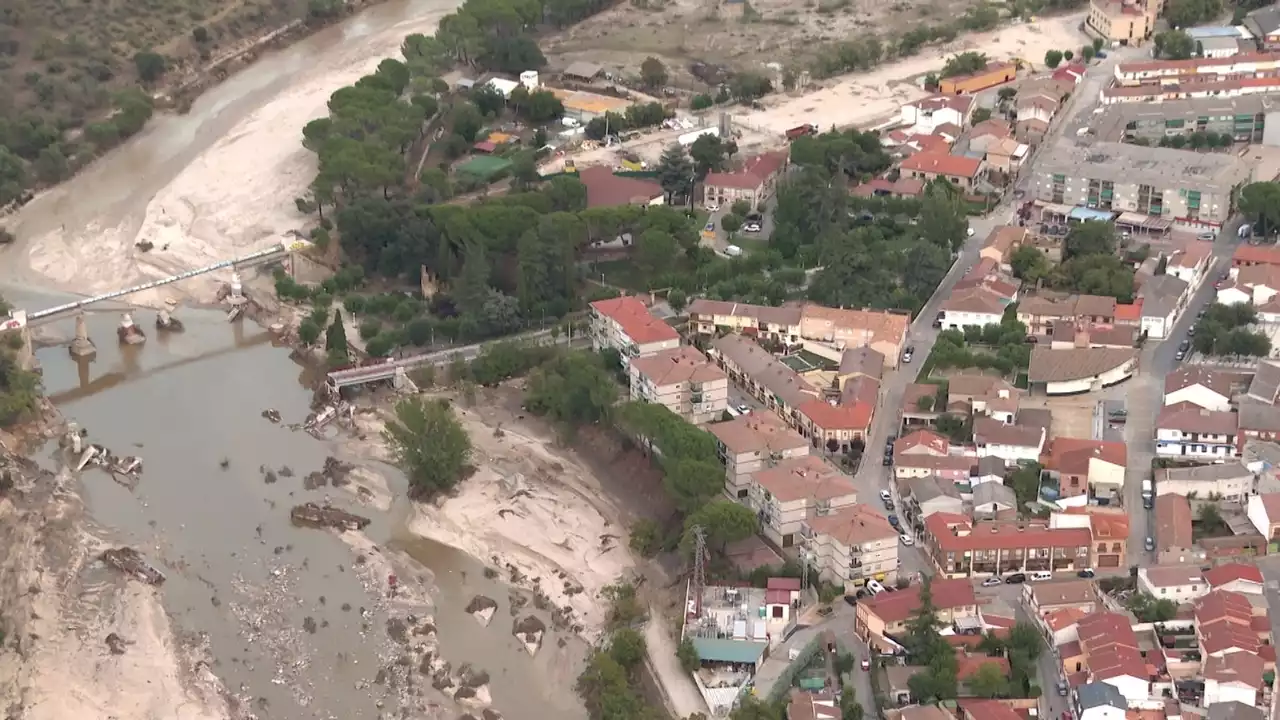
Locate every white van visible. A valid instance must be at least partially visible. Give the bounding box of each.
[866,579,886,595]
[1030,571,1053,582]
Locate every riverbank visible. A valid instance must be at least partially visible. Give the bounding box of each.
[0,420,234,720]
[345,388,641,643]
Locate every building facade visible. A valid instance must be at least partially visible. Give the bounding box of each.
[628,346,729,424]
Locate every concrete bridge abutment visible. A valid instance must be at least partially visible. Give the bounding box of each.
[69,313,97,359]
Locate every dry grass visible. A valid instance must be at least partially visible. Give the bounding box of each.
[0,0,308,126]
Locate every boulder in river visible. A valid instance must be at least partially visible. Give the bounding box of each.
[465,595,498,627]
[512,615,546,656]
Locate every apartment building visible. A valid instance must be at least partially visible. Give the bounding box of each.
[707,333,820,429]
[588,296,680,366]
[1137,564,1209,604]
[687,300,910,368]
[748,456,858,548]
[1032,140,1252,227]
[1091,95,1280,146]
[803,504,899,591]
[1114,52,1280,85]
[628,346,729,424]
[923,515,1093,577]
[1087,0,1155,47]
[709,412,810,501]
[703,150,789,210]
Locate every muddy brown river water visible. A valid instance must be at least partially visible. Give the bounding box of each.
[0,289,589,719]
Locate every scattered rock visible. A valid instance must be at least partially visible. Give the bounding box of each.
[100,548,165,585]
[386,617,408,644]
[104,632,128,655]
[290,502,370,531]
[303,456,354,489]
[263,470,278,484]
[302,617,317,634]
[465,595,498,627]
[261,409,282,423]
[512,616,546,656]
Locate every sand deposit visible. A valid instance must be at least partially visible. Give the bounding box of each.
[16,4,462,307]
[0,455,232,720]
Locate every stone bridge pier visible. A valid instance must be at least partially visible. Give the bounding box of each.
[69,312,97,359]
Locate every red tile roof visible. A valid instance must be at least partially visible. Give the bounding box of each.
[1114,301,1143,322]
[956,652,1010,680]
[704,150,788,191]
[1156,401,1239,436]
[1077,612,1147,681]
[900,152,983,180]
[1117,51,1280,76]
[767,577,802,591]
[1203,563,1264,588]
[1041,437,1127,475]
[895,430,950,456]
[590,295,680,345]
[926,516,1091,553]
[1154,494,1193,551]
[1203,652,1266,690]
[797,398,874,431]
[861,578,976,624]
[1234,243,1280,267]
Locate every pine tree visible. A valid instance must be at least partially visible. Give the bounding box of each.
[326,309,350,367]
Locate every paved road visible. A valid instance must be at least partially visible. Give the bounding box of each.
[1120,221,1245,566]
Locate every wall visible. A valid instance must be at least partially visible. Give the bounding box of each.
[1164,385,1231,411]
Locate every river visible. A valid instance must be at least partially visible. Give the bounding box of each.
[0,0,596,714]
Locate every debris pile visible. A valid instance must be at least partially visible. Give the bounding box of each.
[511,616,545,656]
[303,456,354,490]
[101,548,166,585]
[75,444,143,480]
[464,595,498,627]
[290,502,371,532]
[104,632,129,655]
[261,408,282,423]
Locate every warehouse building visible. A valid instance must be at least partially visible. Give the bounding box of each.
[1031,140,1252,228]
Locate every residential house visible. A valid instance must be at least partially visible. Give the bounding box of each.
[1217,264,1280,306]
[1243,5,1280,49]
[1155,401,1239,459]
[835,347,885,390]
[902,383,944,430]
[1068,508,1130,569]
[795,399,875,454]
[1040,438,1128,503]
[971,482,1016,519]
[948,375,1021,422]
[803,504,899,590]
[709,411,810,501]
[1073,612,1151,705]
[1166,244,1212,287]
[1203,652,1266,708]
[798,304,912,367]
[979,226,1029,269]
[1245,492,1280,548]
[899,96,976,135]
[973,416,1046,463]
[1023,578,1100,617]
[855,577,978,647]
[1155,493,1203,564]
[1232,243,1280,272]
[1074,682,1127,720]
[1208,702,1265,720]
[703,150,789,210]
[708,334,820,429]
[923,515,1092,577]
[1053,62,1087,85]
[894,453,977,484]
[968,120,1013,150]
[1017,93,1060,125]
[971,455,1007,487]
[628,346,729,424]
[1137,564,1208,604]
[749,455,858,548]
[1203,563,1266,595]
[940,287,1010,330]
[588,296,680,365]
[1163,366,1239,411]
[1246,361,1280,403]
[904,476,965,521]
[851,176,926,199]
[1048,323,1136,350]
[1138,274,1190,339]
[899,153,984,190]
[1018,295,1118,334]
[1194,589,1265,658]
[1237,401,1280,451]
[786,690,840,720]
[1017,117,1051,145]
[1155,462,1255,503]
[983,138,1030,176]
[685,300,802,345]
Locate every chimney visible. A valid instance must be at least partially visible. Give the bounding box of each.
[1074,324,1090,349]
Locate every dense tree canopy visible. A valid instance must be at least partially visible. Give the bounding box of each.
[1240,181,1280,237]
[383,397,473,498]
[1193,303,1272,357]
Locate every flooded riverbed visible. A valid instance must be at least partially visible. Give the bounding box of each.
[0,286,588,719]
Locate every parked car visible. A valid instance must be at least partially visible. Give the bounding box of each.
[887,515,900,528]
[982,576,1003,587]
[884,500,895,511]
[900,534,914,546]
[1145,536,1156,551]
[737,403,751,414]
[1143,495,1154,510]
[879,489,892,502]
[1175,350,1185,362]
[866,579,887,595]
[1178,339,1191,352]
[902,347,914,363]
[1198,231,1216,242]
[1077,568,1096,578]
[1005,573,1027,584]
[843,595,858,607]
[743,222,762,233]
[860,658,871,671]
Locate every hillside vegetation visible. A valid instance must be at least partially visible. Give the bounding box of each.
[0,0,336,206]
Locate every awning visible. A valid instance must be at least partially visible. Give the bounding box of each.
[1116,211,1173,232]
[1069,206,1115,222]
[1036,201,1074,218]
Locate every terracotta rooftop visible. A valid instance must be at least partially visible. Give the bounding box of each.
[1163,366,1240,398]
[861,578,977,624]
[752,456,857,503]
[895,429,950,455]
[629,346,726,386]
[1028,578,1098,608]
[579,165,664,208]
[1142,564,1204,588]
[1203,563,1265,588]
[899,151,983,180]
[708,411,808,456]
[912,94,977,115]
[806,504,897,548]
[973,416,1043,449]
[589,296,679,345]
[1042,438,1127,476]
[704,150,788,191]
[926,516,1091,553]
[1154,494,1193,552]
[797,398,874,431]
[1077,612,1146,682]
[1203,652,1266,690]
[1156,401,1239,436]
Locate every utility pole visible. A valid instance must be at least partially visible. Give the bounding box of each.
[691,524,707,619]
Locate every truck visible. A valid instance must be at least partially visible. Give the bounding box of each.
[785,123,817,141]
